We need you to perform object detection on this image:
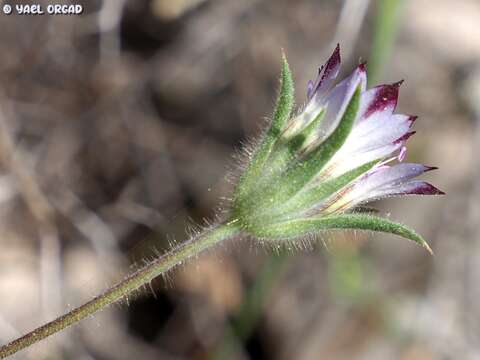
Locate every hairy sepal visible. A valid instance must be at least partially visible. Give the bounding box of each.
[234,53,294,207]
[249,214,432,254]
[252,109,327,188]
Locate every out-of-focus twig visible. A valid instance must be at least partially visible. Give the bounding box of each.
[98,0,128,62]
[368,0,404,85]
[462,66,480,355]
[52,188,123,274]
[211,252,288,360]
[0,102,62,323]
[331,0,371,60]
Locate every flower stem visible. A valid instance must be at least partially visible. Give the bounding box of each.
[0,221,241,358]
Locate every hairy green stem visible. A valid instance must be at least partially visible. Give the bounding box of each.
[0,222,241,358]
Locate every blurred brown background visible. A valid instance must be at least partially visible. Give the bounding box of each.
[0,0,476,359]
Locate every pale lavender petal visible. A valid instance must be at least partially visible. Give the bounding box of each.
[353,114,415,139]
[403,182,445,195]
[358,163,435,191]
[398,146,407,161]
[394,130,416,144]
[310,65,367,144]
[307,80,315,100]
[322,164,442,213]
[378,180,444,196]
[344,113,415,154]
[343,163,439,204]
[320,142,402,179]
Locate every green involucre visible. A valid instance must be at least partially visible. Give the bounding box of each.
[250,109,327,190]
[235,85,362,226]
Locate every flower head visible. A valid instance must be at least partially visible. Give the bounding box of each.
[232,45,443,253]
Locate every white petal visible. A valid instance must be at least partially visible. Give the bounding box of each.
[318,113,414,177]
[342,114,414,154]
[324,143,402,178]
[356,163,431,192]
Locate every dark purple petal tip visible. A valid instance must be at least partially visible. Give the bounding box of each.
[308,45,342,101]
[320,45,341,79]
[424,165,439,172]
[406,182,445,195]
[364,83,400,118]
[393,80,405,87]
[394,131,416,144]
[408,115,418,125]
[331,43,341,63]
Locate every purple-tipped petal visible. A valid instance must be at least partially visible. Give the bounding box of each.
[292,51,441,215]
[361,163,432,189]
[407,115,418,125]
[398,181,445,195]
[322,112,414,176]
[352,114,413,143]
[312,65,366,142]
[358,82,402,121]
[315,75,414,177]
[394,131,416,144]
[307,44,341,101]
[322,163,443,213]
[352,181,445,205]
[348,163,441,203]
[371,180,445,198]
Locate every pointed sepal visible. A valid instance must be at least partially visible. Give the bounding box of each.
[234,53,294,206]
[271,52,295,135]
[251,214,433,254]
